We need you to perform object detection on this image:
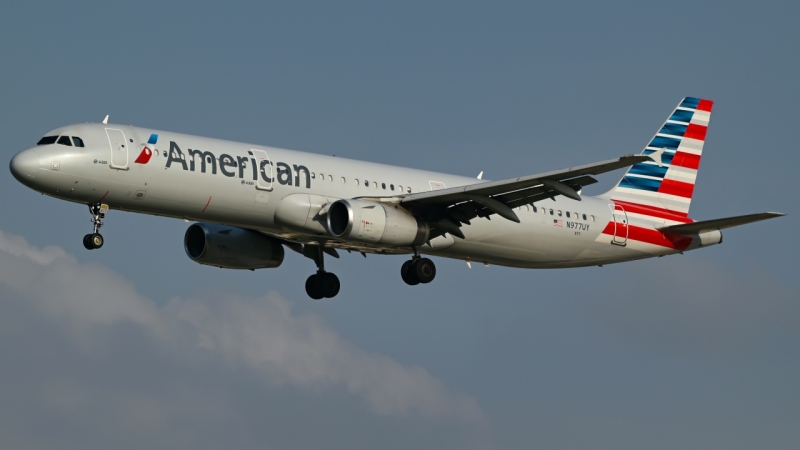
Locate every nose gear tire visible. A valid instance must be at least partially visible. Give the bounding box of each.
[83,233,104,250]
[91,233,104,249]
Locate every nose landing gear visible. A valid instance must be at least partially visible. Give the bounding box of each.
[83,203,107,250]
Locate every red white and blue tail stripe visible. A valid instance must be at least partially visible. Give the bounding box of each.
[606,97,712,216]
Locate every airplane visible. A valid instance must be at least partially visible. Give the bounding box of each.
[9,98,784,299]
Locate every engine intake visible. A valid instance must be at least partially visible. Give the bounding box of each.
[184,222,284,270]
[327,199,429,246]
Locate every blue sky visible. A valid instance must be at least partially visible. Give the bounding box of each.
[1,1,798,448]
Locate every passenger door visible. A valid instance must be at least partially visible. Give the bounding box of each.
[106,128,128,170]
[609,204,628,245]
[251,149,273,191]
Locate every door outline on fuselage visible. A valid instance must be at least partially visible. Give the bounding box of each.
[251,149,273,191]
[609,203,628,245]
[106,128,129,170]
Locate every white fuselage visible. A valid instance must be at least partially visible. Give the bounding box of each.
[11,123,703,269]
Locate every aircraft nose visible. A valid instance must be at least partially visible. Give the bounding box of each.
[9,148,40,182]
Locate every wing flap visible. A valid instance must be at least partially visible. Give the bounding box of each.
[658,212,785,235]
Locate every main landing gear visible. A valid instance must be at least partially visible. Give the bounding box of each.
[401,248,436,285]
[304,244,340,300]
[83,203,107,250]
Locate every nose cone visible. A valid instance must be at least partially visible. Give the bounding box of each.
[9,148,40,183]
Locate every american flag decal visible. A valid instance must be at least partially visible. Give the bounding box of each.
[553,220,564,227]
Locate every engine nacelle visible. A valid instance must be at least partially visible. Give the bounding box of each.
[184,222,284,270]
[327,199,429,246]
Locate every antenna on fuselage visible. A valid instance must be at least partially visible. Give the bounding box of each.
[477,171,483,179]
[102,115,109,124]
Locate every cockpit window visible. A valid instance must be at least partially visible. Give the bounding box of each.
[57,136,73,146]
[37,136,58,145]
[72,137,85,147]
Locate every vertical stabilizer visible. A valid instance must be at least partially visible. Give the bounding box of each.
[604,97,713,217]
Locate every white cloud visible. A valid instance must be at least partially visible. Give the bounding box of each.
[0,229,488,444]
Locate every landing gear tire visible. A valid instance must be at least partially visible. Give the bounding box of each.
[90,233,104,249]
[401,260,420,285]
[84,203,107,250]
[414,258,436,284]
[303,243,341,299]
[305,274,325,300]
[402,258,436,285]
[83,233,104,250]
[319,272,340,298]
[305,272,341,299]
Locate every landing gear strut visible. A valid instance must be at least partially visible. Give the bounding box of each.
[304,244,340,299]
[83,203,107,250]
[401,247,436,285]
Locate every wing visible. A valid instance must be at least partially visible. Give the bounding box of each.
[658,212,785,235]
[401,154,650,239]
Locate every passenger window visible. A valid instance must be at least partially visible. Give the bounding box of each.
[381,182,386,189]
[373,181,377,188]
[364,180,369,187]
[311,172,316,179]
[549,209,554,215]
[390,184,395,191]
[354,178,359,185]
[557,210,562,216]
[590,215,595,222]
[37,136,58,145]
[57,136,73,146]
[566,212,570,218]
[406,187,411,193]
[72,137,85,147]
[341,177,345,183]
[398,185,403,192]
[328,175,332,182]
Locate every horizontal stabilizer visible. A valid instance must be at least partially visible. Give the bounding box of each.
[658,212,784,235]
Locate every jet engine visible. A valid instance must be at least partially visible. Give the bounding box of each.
[184,222,284,269]
[327,199,429,246]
